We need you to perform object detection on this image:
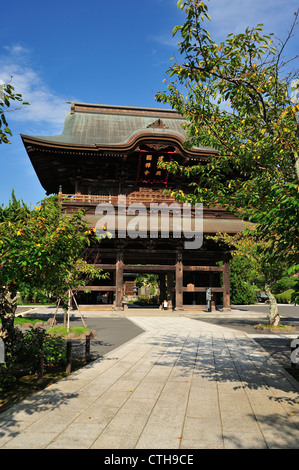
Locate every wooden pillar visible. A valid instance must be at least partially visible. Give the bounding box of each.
[159,274,166,305]
[209,271,216,310]
[223,254,231,311]
[114,252,124,310]
[175,253,184,310]
[167,271,174,310]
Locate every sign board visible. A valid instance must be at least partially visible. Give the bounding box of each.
[136,151,173,186]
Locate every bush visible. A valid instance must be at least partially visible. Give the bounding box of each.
[230,281,258,305]
[130,295,159,306]
[229,255,260,305]
[272,276,298,294]
[0,327,66,391]
[275,289,295,304]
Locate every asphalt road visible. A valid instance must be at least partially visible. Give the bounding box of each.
[15,307,145,361]
[50,316,145,361]
[231,303,299,318]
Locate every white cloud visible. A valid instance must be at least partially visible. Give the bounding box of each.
[0,44,69,134]
[3,66,68,125]
[153,0,298,74]
[3,43,31,57]
[207,0,298,39]
[156,0,298,46]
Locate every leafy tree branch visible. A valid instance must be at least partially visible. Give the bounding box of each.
[0,78,29,144]
[156,0,299,304]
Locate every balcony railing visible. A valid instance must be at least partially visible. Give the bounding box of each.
[59,192,178,206]
[58,193,232,221]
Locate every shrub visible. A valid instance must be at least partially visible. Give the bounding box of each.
[275,289,295,304]
[229,254,260,305]
[15,327,66,369]
[273,276,298,294]
[0,327,66,391]
[230,280,258,305]
[130,295,159,305]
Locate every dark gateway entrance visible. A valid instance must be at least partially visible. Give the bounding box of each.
[73,236,231,311]
[21,102,244,312]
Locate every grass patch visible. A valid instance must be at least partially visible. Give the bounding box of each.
[0,317,46,326]
[254,323,296,333]
[14,317,46,326]
[47,326,91,338]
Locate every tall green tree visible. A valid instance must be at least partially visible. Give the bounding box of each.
[0,193,103,355]
[211,229,293,326]
[156,0,299,286]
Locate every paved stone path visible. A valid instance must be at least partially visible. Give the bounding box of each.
[0,316,299,449]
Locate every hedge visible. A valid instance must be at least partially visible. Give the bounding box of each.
[275,289,295,304]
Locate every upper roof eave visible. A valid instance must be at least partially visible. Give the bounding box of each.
[20,133,97,150]
[20,131,217,157]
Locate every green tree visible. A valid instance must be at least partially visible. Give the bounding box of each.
[135,273,160,301]
[156,0,299,290]
[0,79,29,143]
[0,192,103,355]
[229,254,262,305]
[211,229,294,326]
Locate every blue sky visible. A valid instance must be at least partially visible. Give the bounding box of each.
[0,0,298,207]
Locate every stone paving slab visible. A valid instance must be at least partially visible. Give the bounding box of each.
[1,316,299,449]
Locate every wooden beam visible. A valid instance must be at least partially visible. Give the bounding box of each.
[93,264,116,270]
[93,264,174,271]
[183,266,223,272]
[124,265,175,272]
[92,264,223,272]
[76,286,116,291]
[90,250,227,257]
[182,287,224,292]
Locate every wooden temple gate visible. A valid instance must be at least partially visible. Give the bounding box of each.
[74,262,230,311]
[21,102,244,313]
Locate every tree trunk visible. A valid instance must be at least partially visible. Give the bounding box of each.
[265,283,280,326]
[0,290,19,355]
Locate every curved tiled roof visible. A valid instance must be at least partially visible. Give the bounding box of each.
[25,102,214,152]
[42,111,187,146]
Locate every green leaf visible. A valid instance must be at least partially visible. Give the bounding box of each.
[173,25,182,35]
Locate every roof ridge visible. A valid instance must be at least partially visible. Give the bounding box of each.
[67,101,180,116]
